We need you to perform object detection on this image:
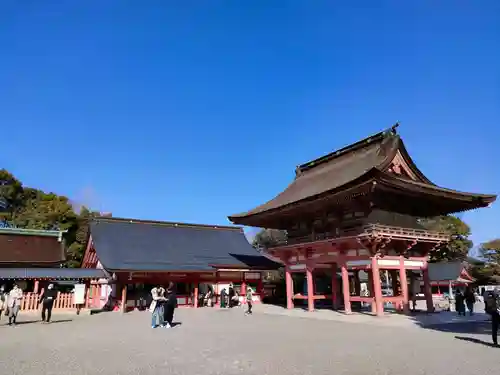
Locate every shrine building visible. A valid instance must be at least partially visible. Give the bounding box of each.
[81,216,279,311]
[228,124,496,316]
[0,227,107,312]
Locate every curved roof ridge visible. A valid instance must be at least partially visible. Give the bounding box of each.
[296,122,399,175]
[91,216,242,232]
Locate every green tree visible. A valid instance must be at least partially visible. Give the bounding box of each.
[475,239,500,284]
[0,169,93,267]
[65,207,100,267]
[420,215,473,262]
[0,169,24,223]
[252,228,287,250]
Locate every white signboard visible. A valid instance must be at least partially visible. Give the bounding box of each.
[73,284,86,305]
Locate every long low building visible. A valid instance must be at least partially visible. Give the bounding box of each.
[81,216,280,311]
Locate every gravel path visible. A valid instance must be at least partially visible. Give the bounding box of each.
[0,306,497,375]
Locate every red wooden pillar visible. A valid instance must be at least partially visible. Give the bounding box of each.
[371,256,384,316]
[399,256,409,313]
[331,263,338,309]
[33,280,40,294]
[90,283,97,308]
[341,262,351,314]
[193,282,199,308]
[121,283,127,313]
[241,280,246,304]
[306,267,314,312]
[285,266,294,309]
[422,267,434,313]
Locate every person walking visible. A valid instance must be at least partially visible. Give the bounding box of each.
[455,290,466,316]
[245,286,253,315]
[228,283,235,308]
[149,284,166,328]
[7,284,23,326]
[220,288,227,308]
[484,289,500,346]
[0,285,7,321]
[39,284,57,323]
[163,282,177,328]
[464,287,475,316]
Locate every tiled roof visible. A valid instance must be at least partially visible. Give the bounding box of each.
[229,125,496,225]
[428,262,470,282]
[89,217,280,272]
[0,268,108,280]
[0,228,65,265]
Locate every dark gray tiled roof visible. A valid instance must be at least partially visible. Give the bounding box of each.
[0,268,108,280]
[90,218,280,272]
[428,262,465,282]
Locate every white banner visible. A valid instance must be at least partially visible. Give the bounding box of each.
[73,284,86,305]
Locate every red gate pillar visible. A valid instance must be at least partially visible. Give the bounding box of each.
[306,267,314,312]
[399,256,409,313]
[285,267,294,309]
[331,263,338,309]
[422,267,434,312]
[341,263,351,314]
[371,257,384,316]
[121,284,128,313]
[193,283,199,308]
[241,280,246,304]
[33,280,40,294]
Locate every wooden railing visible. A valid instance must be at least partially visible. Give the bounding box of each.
[19,292,88,312]
[271,223,449,249]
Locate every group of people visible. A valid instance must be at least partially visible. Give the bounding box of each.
[150,281,177,328]
[219,283,253,315]
[0,283,60,326]
[454,287,477,316]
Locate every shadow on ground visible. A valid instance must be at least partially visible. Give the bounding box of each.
[409,313,498,347]
[1,319,73,326]
[455,336,499,348]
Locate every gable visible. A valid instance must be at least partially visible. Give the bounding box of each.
[383,142,433,184]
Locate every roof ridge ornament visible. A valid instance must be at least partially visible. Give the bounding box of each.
[389,122,400,134]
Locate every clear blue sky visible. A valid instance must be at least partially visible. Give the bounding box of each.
[1,2,499,251]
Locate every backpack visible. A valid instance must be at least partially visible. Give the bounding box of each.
[485,293,499,314]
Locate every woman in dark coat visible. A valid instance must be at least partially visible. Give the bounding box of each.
[164,282,177,328]
[455,290,466,316]
[464,287,475,315]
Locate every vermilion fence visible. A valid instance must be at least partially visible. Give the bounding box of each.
[19,292,92,312]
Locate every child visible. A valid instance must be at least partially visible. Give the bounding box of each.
[245,287,253,315]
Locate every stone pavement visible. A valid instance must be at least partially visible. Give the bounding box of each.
[0,305,498,375]
[259,303,490,328]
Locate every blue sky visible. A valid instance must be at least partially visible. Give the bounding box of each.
[1,2,499,251]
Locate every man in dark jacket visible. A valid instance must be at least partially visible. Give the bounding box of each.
[484,289,500,346]
[163,282,177,328]
[39,283,58,323]
[228,284,235,308]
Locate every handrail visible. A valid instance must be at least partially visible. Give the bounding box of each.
[269,223,449,249]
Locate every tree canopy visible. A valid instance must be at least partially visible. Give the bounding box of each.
[252,228,287,249]
[0,169,95,267]
[473,239,500,284]
[419,215,473,262]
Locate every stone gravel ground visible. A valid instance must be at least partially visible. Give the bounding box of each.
[0,306,498,375]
